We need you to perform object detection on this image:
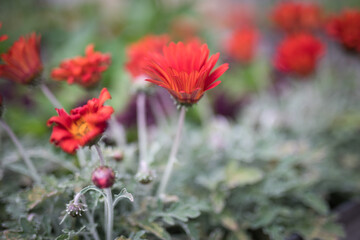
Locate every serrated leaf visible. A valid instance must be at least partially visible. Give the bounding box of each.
[225,162,263,189]
[128,219,170,240]
[152,202,201,226]
[299,193,328,215]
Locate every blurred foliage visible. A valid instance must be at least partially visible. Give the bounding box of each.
[1,0,360,239]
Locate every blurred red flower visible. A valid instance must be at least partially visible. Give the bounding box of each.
[327,9,360,53]
[224,27,259,64]
[47,88,114,154]
[0,33,42,84]
[271,2,323,33]
[125,34,170,80]
[51,44,111,88]
[144,40,229,105]
[274,33,325,77]
[0,22,8,42]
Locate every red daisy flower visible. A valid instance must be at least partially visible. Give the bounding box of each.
[0,33,42,84]
[271,2,323,33]
[47,88,114,154]
[224,27,259,64]
[144,40,229,105]
[51,44,111,88]
[326,9,360,53]
[125,34,170,80]
[0,22,8,42]
[274,33,325,77]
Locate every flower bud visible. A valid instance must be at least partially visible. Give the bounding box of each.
[112,150,124,162]
[66,201,87,217]
[135,170,155,184]
[91,166,115,189]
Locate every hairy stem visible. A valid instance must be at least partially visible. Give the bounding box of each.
[0,119,42,185]
[157,106,186,197]
[105,188,113,240]
[136,92,148,173]
[40,83,63,109]
[95,144,105,166]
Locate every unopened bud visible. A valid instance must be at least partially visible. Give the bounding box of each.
[135,170,155,184]
[91,166,115,189]
[66,201,87,217]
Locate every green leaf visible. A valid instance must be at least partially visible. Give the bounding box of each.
[19,218,35,234]
[128,218,171,240]
[225,162,263,188]
[299,193,328,215]
[113,188,134,208]
[152,202,201,226]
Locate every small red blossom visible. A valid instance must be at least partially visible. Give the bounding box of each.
[144,40,229,105]
[0,33,42,84]
[271,2,323,33]
[326,9,360,53]
[91,166,115,189]
[125,34,170,79]
[274,33,325,77]
[51,44,111,88]
[225,27,259,64]
[0,22,8,42]
[47,88,114,154]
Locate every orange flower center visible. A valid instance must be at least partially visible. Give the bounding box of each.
[70,118,94,139]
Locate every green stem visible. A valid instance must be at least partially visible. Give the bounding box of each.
[157,106,186,198]
[136,92,149,173]
[0,119,42,185]
[40,83,63,109]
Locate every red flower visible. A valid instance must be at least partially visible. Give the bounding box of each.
[326,9,360,53]
[0,22,8,42]
[274,33,325,77]
[144,40,229,105]
[0,33,42,84]
[51,44,111,88]
[224,27,259,64]
[47,88,114,154]
[125,34,170,80]
[271,2,323,33]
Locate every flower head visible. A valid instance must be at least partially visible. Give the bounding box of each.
[47,88,114,154]
[51,44,111,88]
[0,22,8,42]
[224,27,259,64]
[326,9,360,53]
[271,2,323,33]
[274,33,325,77]
[125,34,170,80]
[66,201,87,217]
[0,33,42,84]
[144,40,229,106]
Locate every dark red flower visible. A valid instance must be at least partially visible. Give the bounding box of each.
[125,34,170,80]
[271,2,323,33]
[0,33,42,84]
[224,27,259,64]
[47,88,114,154]
[51,44,111,88]
[274,33,325,77]
[326,9,360,53]
[0,22,8,42]
[144,40,229,105]
[92,166,115,189]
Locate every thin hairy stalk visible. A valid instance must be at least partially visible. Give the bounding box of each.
[81,196,100,240]
[95,144,105,166]
[136,92,149,173]
[157,106,186,197]
[94,145,113,240]
[0,119,41,185]
[40,83,63,109]
[104,188,113,240]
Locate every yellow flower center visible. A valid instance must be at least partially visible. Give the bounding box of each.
[70,118,93,139]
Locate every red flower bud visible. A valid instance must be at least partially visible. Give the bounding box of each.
[91,166,115,189]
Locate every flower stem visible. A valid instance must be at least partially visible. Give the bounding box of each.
[104,188,113,240]
[136,92,148,173]
[0,119,42,185]
[157,106,186,198]
[40,83,63,109]
[95,144,105,166]
[94,144,113,240]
